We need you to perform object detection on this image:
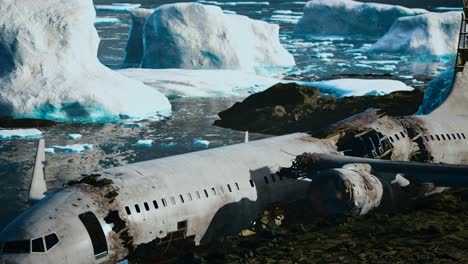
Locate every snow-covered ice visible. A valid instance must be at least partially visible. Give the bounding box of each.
[94,3,141,12]
[140,3,294,72]
[295,0,427,36]
[123,8,155,66]
[119,68,283,97]
[94,17,121,25]
[0,0,171,123]
[193,139,210,148]
[302,79,414,97]
[136,139,153,147]
[369,12,461,56]
[417,67,454,114]
[0,129,43,140]
[68,134,82,140]
[52,144,93,153]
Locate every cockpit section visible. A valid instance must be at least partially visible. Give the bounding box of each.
[0,233,59,254]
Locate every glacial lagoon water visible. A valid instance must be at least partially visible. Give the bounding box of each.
[0,0,462,230]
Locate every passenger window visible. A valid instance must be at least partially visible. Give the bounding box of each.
[144,202,150,211]
[44,234,59,251]
[179,195,185,203]
[195,191,201,199]
[436,135,440,141]
[271,174,276,183]
[249,179,255,187]
[204,189,209,198]
[125,206,131,215]
[424,136,429,141]
[446,134,451,140]
[227,184,232,192]
[400,132,405,138]
[211,187,216,196]
[187,193,193,201]
[135,204,141,213]
[235,183,240,190]
[31,237,45,253]
[430,135,435,141]
[264,176,269,184]
[441,134,446,140]
[395,134,400,140]
[78,212,107,259]
[452,133,456,139]
[389,136,394,143]
[2,240,30,253]
[153,200,159,209]
[170,197,176,205]
[462,133,466,139]
[457,133,462,139]
[162,198,167,207]
[219,186,225,194]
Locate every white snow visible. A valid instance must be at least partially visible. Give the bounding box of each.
[123,8,155,66]
[140,3,295,72]
[119,68,283,97]
[193,139,210,148]
[0,0,171,123]
[0,129,43,140]
[417,67,454,114]
[295,0,427,36]
[94,17,121,25]
[94,3,141,12]
[136,139,153,147]
[302,79,414,97]
[68,134,82,140]
[52,144,93,153]
[369,12,461,56]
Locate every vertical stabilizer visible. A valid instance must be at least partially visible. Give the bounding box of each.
[29,139,47,202]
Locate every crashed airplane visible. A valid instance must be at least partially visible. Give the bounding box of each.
[3,5,468,264]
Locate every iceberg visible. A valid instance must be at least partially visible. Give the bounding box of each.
[0,129,43,140]
[295,0,427,36]
[140,3,295,72]
[302,79,414,97]
[123,8,155,67]
[0,0,171,123]
[67,134,82,140]
[94,17,121,25]
[193,139,210,148]
[119,69,283,98]
[94,3,141,12]
[369,12,461,56]
[52,144,93,153]
[417,67,454,115]
[136,139,153,147]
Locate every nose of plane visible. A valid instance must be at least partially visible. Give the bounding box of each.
[0,187,115,264]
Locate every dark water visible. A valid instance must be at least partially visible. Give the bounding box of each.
[0,0,462,230]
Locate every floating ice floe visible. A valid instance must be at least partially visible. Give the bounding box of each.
[369,12,461,56]
[123,122,142,128]
[68,134,82,140]
[314,53,334,58]
[0,0,171,123]
[136,139,153,147]
[52,144,93,153]
[437,67,448,71]
[354,64,374,69]
[337,63,351,67]
[139,3,294,71]
[398,75,414,80]
[94,17,121,25]
[280,2,307,5]
[119,69,283,98]
[302,79,414,97]
[433,7,463,12]
[417,67,454,114]
[45,148,55,154]
[0,129,43,140]
[193,140,210,148]
[196,1,269,6]
[295,0,427,36]
[94,3,141,12]
[267,14,302,24]
[223,10,236,14]
[273,10,302,15]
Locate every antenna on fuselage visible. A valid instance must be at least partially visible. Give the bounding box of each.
[245,131,249,143]
[29,138,47,202]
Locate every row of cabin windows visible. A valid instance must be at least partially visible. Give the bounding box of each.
[125,182,244,216]
[423,133,466,142]
[388,131,407,143]
[263,173,284,185]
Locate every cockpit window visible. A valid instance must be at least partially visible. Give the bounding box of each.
[78,212,108,259]
[32,237,45,252]
[2,240,30,253]
[45,234,59,251]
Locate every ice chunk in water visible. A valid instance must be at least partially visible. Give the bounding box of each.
[52,144,93,153]
[193,139,210,148]
[0,129,43,140]
[136,140,153,147]
[68,134,82,140]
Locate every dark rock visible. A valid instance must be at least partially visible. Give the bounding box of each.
[0,116,57,128]
[214,82,424,135]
